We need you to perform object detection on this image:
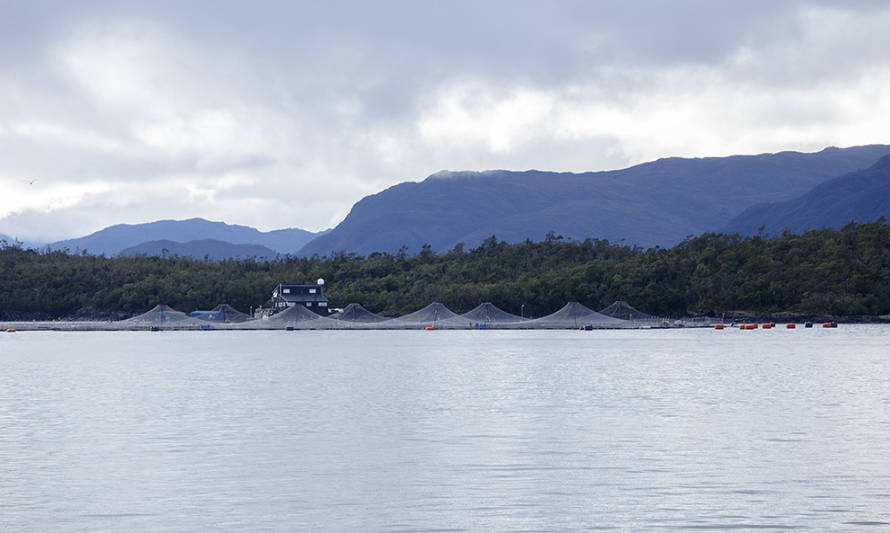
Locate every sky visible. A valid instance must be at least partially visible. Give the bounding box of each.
[1,0,889,243]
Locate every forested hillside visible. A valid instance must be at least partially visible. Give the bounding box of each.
[3,220,890,319]
[119,239,279,262]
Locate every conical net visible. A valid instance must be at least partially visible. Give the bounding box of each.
[121,304,201,325]
[598,301,659,322]
[456,302,525,327]
[334,303,389,323]
[254,303,339,329]
[525,302,626,329]
[210,304,253,323]
[383,303,458,328]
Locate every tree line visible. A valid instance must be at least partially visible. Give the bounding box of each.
[2,220,890,319]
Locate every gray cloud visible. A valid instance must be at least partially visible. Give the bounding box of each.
[1,1,888,242]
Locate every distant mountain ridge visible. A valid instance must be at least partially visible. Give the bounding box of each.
[0,233,42,250]
[119,239,280,261]
[724,154,890,235]
[7,145,890,259]
[300,145,890,256]
[49,218,319,256]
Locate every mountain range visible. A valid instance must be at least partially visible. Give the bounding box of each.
[119,239,280,261]
[300,145,890,256]
[0,233,41,249]
[48,218,320,256]
[3,145,890,259]
[724,154,890,235]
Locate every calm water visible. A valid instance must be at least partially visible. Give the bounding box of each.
[1,327,889,531]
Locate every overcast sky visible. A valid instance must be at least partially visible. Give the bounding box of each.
[1,1,889,242]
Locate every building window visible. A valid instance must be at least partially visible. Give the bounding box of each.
[318,302,327,307]
[283,288,290,294]
[305,302,312,307]
[309,288,316,294]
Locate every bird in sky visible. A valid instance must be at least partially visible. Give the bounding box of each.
[24,179,37,185]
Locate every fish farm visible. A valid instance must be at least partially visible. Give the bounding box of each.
[1,301,708,331]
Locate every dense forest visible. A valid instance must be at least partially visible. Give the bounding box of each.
[2,220,890,320]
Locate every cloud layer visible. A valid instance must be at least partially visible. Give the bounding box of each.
[1,1,888,242]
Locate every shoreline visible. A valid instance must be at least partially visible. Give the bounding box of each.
[2,319,884,332]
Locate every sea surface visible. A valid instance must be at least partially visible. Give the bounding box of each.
[1,326,889,531]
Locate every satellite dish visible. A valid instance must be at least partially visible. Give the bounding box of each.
[317,278,325,286]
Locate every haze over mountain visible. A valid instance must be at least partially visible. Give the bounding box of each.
[0,233,42,250]
[300,145,890,257]
[49,218,319,256]
[119,239,279,261]
[725,155,890,236]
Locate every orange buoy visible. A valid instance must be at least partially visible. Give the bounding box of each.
[762,323,772,329]
[787,323,796,329]
[6,328,16,333]
[425,326,435,331]
[714,324,724,330]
